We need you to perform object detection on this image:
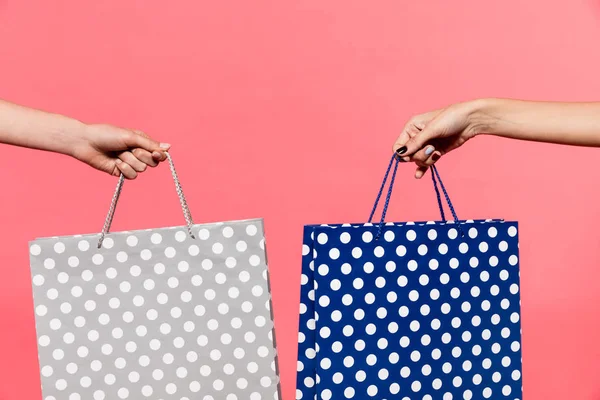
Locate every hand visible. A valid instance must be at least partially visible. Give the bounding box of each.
[71,124,171,179]
[393,101,481,178]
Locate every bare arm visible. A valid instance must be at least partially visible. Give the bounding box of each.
[0,99,170,179]
[0,100,87,155]
[471,98,600,146]
[394,98,600,178]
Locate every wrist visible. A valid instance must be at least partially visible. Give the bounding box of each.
[56,118,89,158]
[462,98,501,138]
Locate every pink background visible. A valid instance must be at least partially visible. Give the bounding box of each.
[2,0,600,399]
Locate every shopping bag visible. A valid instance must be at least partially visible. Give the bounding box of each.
[29,154,280,400]
[296,155,522,400]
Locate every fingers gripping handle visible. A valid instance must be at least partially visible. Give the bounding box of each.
[97,153,195,248]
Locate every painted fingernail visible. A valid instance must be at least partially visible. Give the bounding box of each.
[425,146,435,156]
[432,153,441,161]
[160,143,171,149]
[115,159,122,164]
[396,146,407,155]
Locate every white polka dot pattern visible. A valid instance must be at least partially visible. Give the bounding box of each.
[30,219,280,400]
[296,220,522,399]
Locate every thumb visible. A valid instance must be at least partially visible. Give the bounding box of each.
[124,130,170,153]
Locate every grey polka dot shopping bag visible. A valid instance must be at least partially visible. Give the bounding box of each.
[296,156,523,400]
[28,155,281,400]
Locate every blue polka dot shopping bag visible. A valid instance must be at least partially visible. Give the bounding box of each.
[296,155,523,400]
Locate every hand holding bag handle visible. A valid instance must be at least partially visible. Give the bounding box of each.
[369,154,463,239]
[97,153,195,248]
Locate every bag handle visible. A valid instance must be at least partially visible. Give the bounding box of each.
[369,154,462,239]
[431,163,461,225]
[97,153,195,248]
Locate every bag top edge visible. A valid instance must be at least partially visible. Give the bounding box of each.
[305,219,518,229]
[29,217,264,244]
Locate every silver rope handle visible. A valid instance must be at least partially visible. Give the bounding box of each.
[97,153,195,248]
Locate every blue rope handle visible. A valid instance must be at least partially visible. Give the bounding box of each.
[369,154,463,239]
[431,165,460,224]
[431,165,464,236]
[431,168,447,222]
[368,154,396,223]
[375,155,400,239]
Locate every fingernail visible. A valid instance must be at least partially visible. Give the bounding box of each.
[115,159,122,164]
[403,157,410,162]
[425,146,435,156]
[432,153,441,161]
[396,146,407,155]
[152,151,162,159]
[160,143,171,149]
[415,170,424,179]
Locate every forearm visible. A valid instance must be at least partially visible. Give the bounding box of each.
[0,99,86,156]
[469,98,600,147]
